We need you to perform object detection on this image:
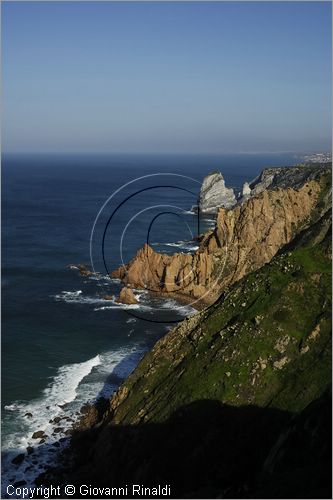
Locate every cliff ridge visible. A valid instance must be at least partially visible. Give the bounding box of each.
[112,165,331,306]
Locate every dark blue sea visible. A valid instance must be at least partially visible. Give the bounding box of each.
[1,152,299,489]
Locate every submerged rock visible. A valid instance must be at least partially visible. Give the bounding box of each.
[198,171,236,213]
[11,454,25,465]
[116,287,138,305]
[68,264,92,276]
[103,295,114,301]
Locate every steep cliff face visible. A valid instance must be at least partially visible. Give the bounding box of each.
[108,212,332,425]
[241,163,331,201]
[45,165,331,498]
[112,167,331,306]
[198,171,236,213]
[65,209,332,498]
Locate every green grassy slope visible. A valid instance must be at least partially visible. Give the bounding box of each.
[64,211,331,498]
[110,212,331,425]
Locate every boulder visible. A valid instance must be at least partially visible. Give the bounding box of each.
[117,287,138,305]
[53,427,63,434]
[32,430,45,439]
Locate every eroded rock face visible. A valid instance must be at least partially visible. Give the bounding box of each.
[112,175,328,306]
[199,172,236,213]
[116,287,138,305]
[62,212,331,499]
[240,164,330,203]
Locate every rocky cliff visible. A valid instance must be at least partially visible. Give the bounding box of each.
[112,165,331,307]
[198,171,236,213]
[41,164,331,499]
[58,202,332,499]
[241,163,331,201]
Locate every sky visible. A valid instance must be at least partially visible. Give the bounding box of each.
[2,1,332,154]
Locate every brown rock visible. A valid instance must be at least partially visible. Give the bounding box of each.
[53,427,63,434]
[75,404,100,430]
[116,287,138,305]
[53,416,63,424]
[111,180,323,306]
[32,430,45,439]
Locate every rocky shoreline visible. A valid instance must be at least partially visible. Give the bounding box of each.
[10,162,331,498]
[112,163,331,307]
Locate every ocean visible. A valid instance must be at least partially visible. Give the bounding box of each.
[1,152,299,491]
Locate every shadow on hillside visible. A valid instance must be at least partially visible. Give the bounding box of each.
[23,391,330,499]
[96,348,147,400]
[3,392,331,499]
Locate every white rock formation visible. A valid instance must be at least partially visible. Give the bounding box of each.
[199,172,236,214]
[242,182,251,197]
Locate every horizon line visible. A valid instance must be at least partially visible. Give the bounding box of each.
[2,150,331,156]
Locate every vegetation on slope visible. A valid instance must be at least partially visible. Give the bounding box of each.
[110,213,331,424]
[63,208,331,498]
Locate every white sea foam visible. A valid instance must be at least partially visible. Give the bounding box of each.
[2,346,144,495]
[151,240,199,252]
[43,355,101,406]
[2,355,101,452]
[4,403,23,411]
[53,290,113,305]
[88,274,119,284]
[164,242,199,251]
[94,304,141,311]
[158,299,196,316]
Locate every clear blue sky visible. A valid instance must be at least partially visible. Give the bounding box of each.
[2,1,332,154]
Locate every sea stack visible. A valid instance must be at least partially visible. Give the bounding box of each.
[199,171,236,213]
